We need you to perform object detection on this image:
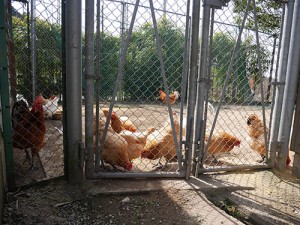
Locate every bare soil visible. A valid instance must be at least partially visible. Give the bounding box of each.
[2,179,243,225]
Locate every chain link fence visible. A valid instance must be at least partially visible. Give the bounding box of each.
[9,0,63,186]
[88,0,189,176]
[198,0,284,172]
[4,0,287,185]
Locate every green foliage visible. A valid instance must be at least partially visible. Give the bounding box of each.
[92,33,120,100]
[233,0,283,34]
[12,15,185,103]
[211,32,270,103]
[12,11,271,105]
[123,17,185,102]
[12,16,62,101]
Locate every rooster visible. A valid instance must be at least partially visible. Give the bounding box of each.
[12,94,46,170]
[42,95,60,119]
[247,114,291,166]
[159,90,180,105]
[204,132,241,161]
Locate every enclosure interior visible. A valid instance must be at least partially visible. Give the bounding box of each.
[6,0,286,186]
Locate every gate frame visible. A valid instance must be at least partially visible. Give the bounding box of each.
[195,0,275,175]
[85,0,190,179]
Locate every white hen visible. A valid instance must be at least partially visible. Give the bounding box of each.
[43,95,60,119]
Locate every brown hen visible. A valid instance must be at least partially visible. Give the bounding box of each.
[12,94,46,170]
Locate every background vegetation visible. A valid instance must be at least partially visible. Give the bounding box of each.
[11,0,281,104]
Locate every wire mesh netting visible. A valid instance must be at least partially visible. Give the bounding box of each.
[4,0,290,184]
[87,0,188,175]
[9,0,63,186]
[199,0,285,171]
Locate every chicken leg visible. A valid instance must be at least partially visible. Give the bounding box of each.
[23,149,31,165]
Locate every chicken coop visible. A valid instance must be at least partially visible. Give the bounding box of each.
[1,0,298,189]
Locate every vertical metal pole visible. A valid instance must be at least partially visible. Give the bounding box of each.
[266,35,277,102]
[118,1,125,101]
[163,0,167,15]
[26,2,31,100]
[94,0,101,169]
[199,7,215,171]
[61,0,68,177]
[30,0,36,101]
[186,0,201,178]
[65,0,83,183]
[269,0,294,167]
[7,0,16,101]
[179,0,190,168]
[120,1,125,57]
[194,2,211,176]
[102,4,104,33]
[277,0,300,170]
[85,0,95,178]
[0,0,16,191]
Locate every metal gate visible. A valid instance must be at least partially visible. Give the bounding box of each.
[193,0,283,175]
[83,0,190,178]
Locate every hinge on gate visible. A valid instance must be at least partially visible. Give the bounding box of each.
[271,81,285,86]
[78,141,85,168]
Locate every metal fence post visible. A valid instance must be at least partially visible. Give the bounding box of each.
[277,0,300,170]
[85,0,95,178]
[65,0,83,183]
[186,0,201,178]
[0,0,16,191]
[179,0,191,173]
[269,0,294,167]
[194,1,211,176]
[30,0,36,101]
[61,0,68,177]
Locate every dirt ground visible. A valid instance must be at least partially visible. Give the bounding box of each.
[2,178,245,225]
[13,119,64,187]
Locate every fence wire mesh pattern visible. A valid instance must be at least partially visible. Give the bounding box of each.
[199,0,284,171]
[87,0,284,175]
[87,0,188,175]
[9,0,63,186]
[4,0,287,183]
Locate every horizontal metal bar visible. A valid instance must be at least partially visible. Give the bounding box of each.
[89,171,186,179]
[197,164,271,174]
[271,81,286,86]
[203,0,229,8]
[106,0,187,17]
